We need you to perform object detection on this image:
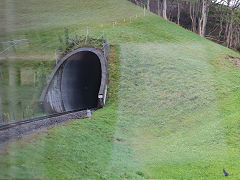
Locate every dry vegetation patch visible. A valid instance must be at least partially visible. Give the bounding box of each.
[228,55,240,66]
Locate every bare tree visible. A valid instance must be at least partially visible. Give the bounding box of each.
[226,0,240,47]
[177,0,181,25]
[189,0,200,33]
[147,0,150,10]
[198,0,210,36]
[158,0,162,16]
[163,0,168,19]
[216,0,226,38]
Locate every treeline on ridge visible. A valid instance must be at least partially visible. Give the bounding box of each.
[129,0,240,51]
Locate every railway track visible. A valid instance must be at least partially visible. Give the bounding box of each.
[0,109,87,131]
[0,109,90,145]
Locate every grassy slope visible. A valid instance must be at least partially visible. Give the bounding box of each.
[1,0,240,179]
[0,0,145,56]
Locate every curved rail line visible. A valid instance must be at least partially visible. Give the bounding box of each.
[0,109,91,145]
[0,109,88,131]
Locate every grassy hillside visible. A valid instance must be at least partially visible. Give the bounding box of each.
[0,0,147,56]
[1,0,240,179]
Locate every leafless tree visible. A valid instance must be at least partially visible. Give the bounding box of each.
[226,0,240,47]
[163,0,168,19]
[198,0,210,36]
[177,0,181,24]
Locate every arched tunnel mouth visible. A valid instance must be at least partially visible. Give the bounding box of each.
[61,51,102,111]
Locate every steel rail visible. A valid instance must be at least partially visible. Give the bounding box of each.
[0,108,88,131]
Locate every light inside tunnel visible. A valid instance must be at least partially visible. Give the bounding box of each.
[61,51,102,111]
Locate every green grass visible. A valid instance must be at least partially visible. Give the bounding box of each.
[1,0,240,179]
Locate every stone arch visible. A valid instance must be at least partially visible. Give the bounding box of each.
[40,47,108,113]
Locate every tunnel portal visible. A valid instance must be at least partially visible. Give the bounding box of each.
[40,47,108,114]
[61,51,102,111]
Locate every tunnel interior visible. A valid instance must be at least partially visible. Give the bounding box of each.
[61,51,102,111]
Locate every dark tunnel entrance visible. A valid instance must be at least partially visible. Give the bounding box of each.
[61,51,102,111]
[40,47,108,114]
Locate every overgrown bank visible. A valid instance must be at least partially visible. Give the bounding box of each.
[1,0,240,179]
